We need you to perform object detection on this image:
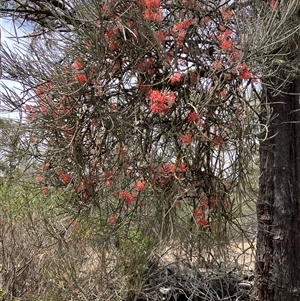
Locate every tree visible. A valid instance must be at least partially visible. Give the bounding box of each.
[255,78,300,301]
[239,1,300,300]
[2,0,299,300]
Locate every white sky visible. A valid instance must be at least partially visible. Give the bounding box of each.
[0,19,23,120]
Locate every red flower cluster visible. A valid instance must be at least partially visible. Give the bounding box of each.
[75,73,87,85]
[119,190,137,205]
[105,28,117,39]
[72,60,82,69]
[143,0,160,8]
[35,81,53,101]
[188,111,199,123]
[135,179,147,191]
[137,58,154,74]
[142,0,162,23]
[193,209,208,227]
[77,177,95,193]
[217,29,233,52]
[269,0,278,12]
[144,9,162,23]
[171,19,193,45]
[196,218,209,227]
[103,171,113,187]
[36,174,44,183]
[169,72,183,84]
[238,62,252,80]
[56,170,71,184]
[219,90,227,99]
[221,7,233,21]
[71,59,87,84]
[181,133,193,144]
[220,39,233,51]
[172,19,193,33]
[159,162,188,174]
[176,163,187,172]
[41,186,48,194]
[159,163,175,174]
[154,30,167,42]
[154,162,188,185]
[148,89,176,114]
[107,215,117,225]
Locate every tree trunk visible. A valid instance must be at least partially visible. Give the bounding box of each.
[254,78,300,301]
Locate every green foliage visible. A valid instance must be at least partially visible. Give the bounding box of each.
[0,0,280,299]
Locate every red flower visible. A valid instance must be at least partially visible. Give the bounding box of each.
[36,174,44,183]
[119,190,129,199]
[107,215,117,225]
[188,111,199,123]
[212,135,224,147]
[148,89,176,114]
[199,196,209,209]
[76,73,87,84]
[269,0,278,11]
[119,190,137,205]
[159,163,175,174]
[24,104,31,111]
[35,82,53,99]
[181,133,193,144]
[154,31,167,41]
[217,29,232,43]
[172,19,193,32]
[40,163,49,171]
[238,62,252,80]
[169,72,183,84]
[209,196,217,207]
[108,41,118,52]
[110,103,117,110]
[105,28,117,38]
[57,172,71,184]
[135,179,147,191]
[77,178,94,193]
[103,171,113,179]
[183,0,195,7]
[143,9,162,23]
[221,7,233,21]
[41,186,48,194]
[193,209,203,218]
[196,218,209,227]
[194,208,209,226]
[137,58,154,72]
[105,180,112,187]
[201,16,211,25]
[150,103,164,114]
[72,60,82,69]
[175,30,186,45]
[176,163,187,172]
[143,0,160,9]
[40,105,47,113]
[219,90,227,99]
[220,39,233,51]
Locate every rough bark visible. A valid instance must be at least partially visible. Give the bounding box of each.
[254,78,300,301]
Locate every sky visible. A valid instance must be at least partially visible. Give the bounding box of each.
[0,19,23,120]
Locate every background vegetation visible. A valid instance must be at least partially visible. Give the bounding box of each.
[3,0,299,300]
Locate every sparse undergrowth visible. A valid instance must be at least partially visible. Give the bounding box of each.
[123,258,254,301]
[0,177,256,301]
